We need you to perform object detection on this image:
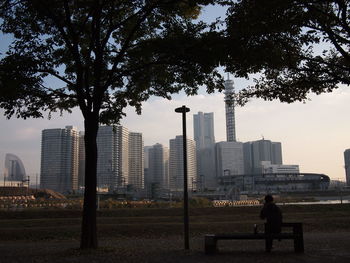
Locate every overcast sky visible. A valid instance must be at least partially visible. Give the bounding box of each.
[1,5,349,183]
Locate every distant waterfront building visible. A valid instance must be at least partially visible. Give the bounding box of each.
[40,126,79,193]
[243,139,283,174]
[148,143,169,193]
[224,78,236,142]
[4,153,26,182]
[193,112,216,189]
[215,141,244,178]
[169,136,197,191]
[261,161,299,174]
[344,149,350,186]
[128,132,144,190]
[96,125,129,191]
[218,173,330,193]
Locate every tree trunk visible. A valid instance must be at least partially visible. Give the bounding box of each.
[80,113,99,249]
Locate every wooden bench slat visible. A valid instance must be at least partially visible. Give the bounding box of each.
[206,233,297,240]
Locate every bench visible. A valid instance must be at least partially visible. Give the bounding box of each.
[205,222,304,254]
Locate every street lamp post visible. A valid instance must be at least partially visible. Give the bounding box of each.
[175,105,190,250]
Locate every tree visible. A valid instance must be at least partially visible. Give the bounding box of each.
[224,0,350,104]
[0,0,225,249]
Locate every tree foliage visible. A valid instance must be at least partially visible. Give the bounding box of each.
[0,0,227,249]
[225,0,350,104]
[0,0,225,122]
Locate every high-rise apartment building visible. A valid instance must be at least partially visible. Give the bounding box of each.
[169,136,197,191]
[143,146,152,188]
[344,149,350,186]
[224,79,236,142]
[215,141,244,177]
[96,126,129,191]
[193,112,215,149]
[40,126,79,193]
[243,139,283,174]
[78,132,85,189]
[128,132,144,190]
[193,112,216,189]
[148,143,169,191]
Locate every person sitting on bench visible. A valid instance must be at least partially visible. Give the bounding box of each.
[260,194,283,251]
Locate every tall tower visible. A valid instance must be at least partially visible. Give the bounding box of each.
[96,125,129,191]
[40,126,79,193]
[129,132,144,190]
[224,78,236,142]
[193,112,215,150]
[193,111,216,189]
[78,131,85,189]
[169,136,197,191]
[148,143,169,190]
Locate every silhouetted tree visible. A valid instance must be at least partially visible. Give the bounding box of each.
[0,0,225,249]
[225,0,350,104]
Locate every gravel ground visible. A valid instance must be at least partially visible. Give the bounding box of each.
[1,232,350,263]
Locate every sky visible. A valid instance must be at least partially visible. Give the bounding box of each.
[1,4,349,183]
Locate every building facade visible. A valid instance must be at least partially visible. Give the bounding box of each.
[4,153,26,182]
[261,161,299,174]
[344,149,350,186]
[193,112,215,149]
[78,132,85,190]
[147,143,169,196]
[193,111,216,190]
[218,173,330,193]
[215,141,244,178]
[96,126,129,191]
[128,132,144,190]
[169,136,197,192]
[40,126,79,193]
[243,139,283,174]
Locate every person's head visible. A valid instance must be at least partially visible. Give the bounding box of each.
[264,194,273,203]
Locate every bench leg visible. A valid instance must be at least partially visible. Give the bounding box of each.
[265,236,273,252]
[293,224,304,253]
[205,236,217,254]
[294,235,304,253]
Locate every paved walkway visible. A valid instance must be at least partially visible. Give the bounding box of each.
[1,232,350,263]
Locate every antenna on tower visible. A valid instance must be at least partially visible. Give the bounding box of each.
[261,135,264,140]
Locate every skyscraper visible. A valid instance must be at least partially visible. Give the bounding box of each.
[78,131,85,189]
[193,112,215,149]
[40,126,79,193]
[193,111,216,189]
[224,78,236,142]
[169,136,197,191]
[344,149,350,186]
[128,132,144,190]
[96,125,129,191]
[148,143,169,191]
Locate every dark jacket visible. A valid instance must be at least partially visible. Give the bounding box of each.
[260,202,283,233]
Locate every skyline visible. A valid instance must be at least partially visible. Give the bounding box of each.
[1,80,350,182]
[1,5,349,183]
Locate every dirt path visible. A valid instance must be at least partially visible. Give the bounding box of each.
[1,232,350,263]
